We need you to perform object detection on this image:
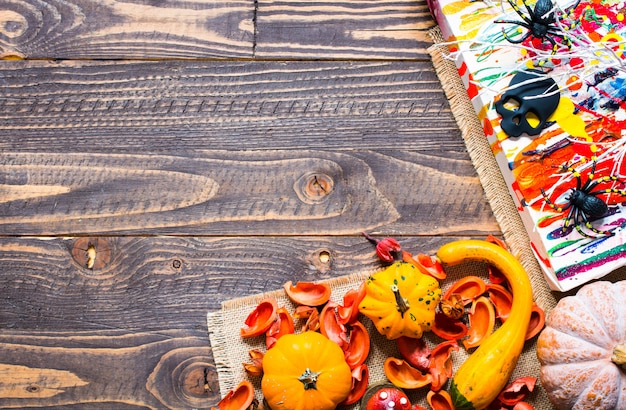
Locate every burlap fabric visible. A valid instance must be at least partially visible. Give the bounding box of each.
[205,28,577,409]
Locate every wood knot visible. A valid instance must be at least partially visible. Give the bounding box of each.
[295,172,334,204]
[180,365,215,399]
[71,238,112,271]
[307,248,333,274]
[25,385,40,393]
[171,258,183,271]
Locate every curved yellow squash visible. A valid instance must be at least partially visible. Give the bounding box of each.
[437,240,533,410]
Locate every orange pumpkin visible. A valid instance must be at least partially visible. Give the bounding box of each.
[537,280,626,410]
[262,331,353,410]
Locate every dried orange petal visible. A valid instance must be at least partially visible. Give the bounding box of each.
[498,376,536,406]
[212,380,255,410]
[487,283,513,322]
[462,296,495,349]
[426,389,455,410]
[524,303,545,340]
[266,307,295,349]
[344,321,371,369]
[342,364,369,405]
[383,357,432,389]
[283,281,331,306]
[404,252,446,280]
[320,302,348,347]
[243,349,264,376]
[396,336,431,372]
[337,282,367,325]
[443,276,487,306]
[240,298,278,338]
[431,311,468,340]
[428,340,459,391]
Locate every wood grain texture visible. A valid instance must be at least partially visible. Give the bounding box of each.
[0,60,462,152]
[0,149,497,235]
[0,0,255,59]
[0,236,464,331]
[255,0,436,59]
[0,330,214,409]
[0,0,434,60]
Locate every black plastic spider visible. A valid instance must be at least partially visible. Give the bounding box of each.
[495,0,581,54]
[541,160,626,239]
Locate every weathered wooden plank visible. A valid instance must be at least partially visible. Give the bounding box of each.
[0,149,497,235]
[0,236,480,332]
[0,60,463,152]
[0,0,254,59]
[0,0,435,60]
[0,330,215,409]
[256,0,437,59]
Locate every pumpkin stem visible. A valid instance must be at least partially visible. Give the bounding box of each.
[612,343,626,370]
[298,368,321,390]
[391,284,410,317]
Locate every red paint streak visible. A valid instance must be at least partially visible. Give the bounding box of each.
[510,181,525,212]
[538,214,563,228]
[530,241,552,269]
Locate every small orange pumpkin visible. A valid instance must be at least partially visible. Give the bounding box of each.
[262,331,353,410]
[537,280,626,410]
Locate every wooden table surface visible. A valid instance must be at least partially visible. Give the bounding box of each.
[0,0,500,408]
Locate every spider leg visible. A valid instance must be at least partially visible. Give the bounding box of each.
[541,188,572,213]
[563,0,582,17]
[502,29,532,44]
[561,206,576,233]
[503,0,534,23]
[545,29,572,49]
[578,210,615,238]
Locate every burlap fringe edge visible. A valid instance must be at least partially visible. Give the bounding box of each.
[427,27,557,313]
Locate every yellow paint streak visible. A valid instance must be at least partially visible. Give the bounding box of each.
[548,97,590,140]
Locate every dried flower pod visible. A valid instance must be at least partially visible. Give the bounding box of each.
[283,281,331,306]
[383,357,432,389]
[363,232,403,262]
[463,296,496,349]
[440,293,465,320]
[240,298,278,338]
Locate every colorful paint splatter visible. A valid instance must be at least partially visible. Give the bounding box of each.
[429,0,626,290]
